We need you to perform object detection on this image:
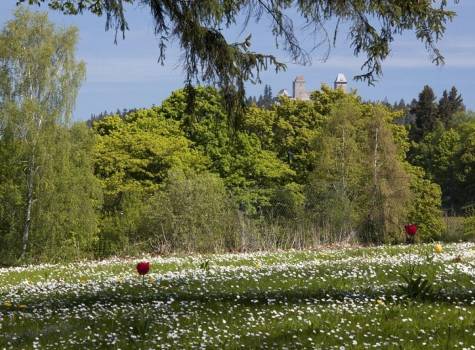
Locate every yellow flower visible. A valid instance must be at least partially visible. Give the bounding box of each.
[434,243,443,253]
[3,301,12,308]
[18,304,27,309]
[376,299,385,306]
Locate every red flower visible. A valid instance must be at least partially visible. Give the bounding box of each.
[404,224,417,236]
[136,261,150,275]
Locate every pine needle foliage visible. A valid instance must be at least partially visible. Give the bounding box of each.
[18,0,458,122]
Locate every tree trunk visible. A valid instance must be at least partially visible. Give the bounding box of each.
[21,155,35,259]
[372,126,381,240]
[373,126,379,186]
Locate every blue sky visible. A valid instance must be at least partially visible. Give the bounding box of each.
[1,1,474,120]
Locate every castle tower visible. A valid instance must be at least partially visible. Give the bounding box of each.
[292,76,309,100]
[334,73,347,91]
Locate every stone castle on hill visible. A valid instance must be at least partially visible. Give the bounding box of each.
[278,73,348,100]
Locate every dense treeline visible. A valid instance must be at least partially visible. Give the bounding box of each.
[1,10,474,264]
[406,85,473,214]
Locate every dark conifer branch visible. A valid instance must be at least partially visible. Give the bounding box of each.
[17,0,458,114]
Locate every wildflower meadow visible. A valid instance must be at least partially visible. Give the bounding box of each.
[1,2,475,349]
[1,243,475,349]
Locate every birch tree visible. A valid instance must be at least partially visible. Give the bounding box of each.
[0,8,86,259]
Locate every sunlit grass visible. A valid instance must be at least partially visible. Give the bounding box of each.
[1,243,475,349]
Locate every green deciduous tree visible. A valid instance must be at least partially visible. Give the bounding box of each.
[410,125,460,210]
[306,98,366,241]
[93,109,208,198]
[361,105,412,243]
[0,8,99,261]
[272,86,347,184]
[92,108,210,254]
[30,123,102,260]
[406,165,444,241]
[409,112,475,214]
[306,97,441,243]
[455,118,475,210]
[139,169,239,253]
[158,87,294,213]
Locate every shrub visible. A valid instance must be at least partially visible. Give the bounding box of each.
[462,209,475,241]
[139,169,239,253]
[406,166,445,242]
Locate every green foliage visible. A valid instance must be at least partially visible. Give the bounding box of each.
[92,108,212,256]
[306,98,365,240]
[456,119,475,209]
[91,86,447,248]
[269,183,305,220]
[307,99,413,243]
[93,108,208,198]
[138,170,239,253]
[159,87,294,214]
[399,266,433,299]
[438,86,465,128]
[160,87,233,177]
[463,212,475,241]
[95,191,145,257]
[29,124,102,261]
[0,8,98,262]
[407,85,471,215]
[409,85,438,142]
[410,115,475,213]
[406,166,444,242]
[410,126,460,208]
[273,97,323,183]
[0,9,459,260]
[361,105,412,243]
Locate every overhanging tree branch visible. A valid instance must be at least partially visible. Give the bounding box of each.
[16,0,458,117]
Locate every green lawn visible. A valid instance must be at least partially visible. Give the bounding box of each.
[1,243,475,349]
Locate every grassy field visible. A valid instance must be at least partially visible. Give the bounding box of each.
[1,243,475,349]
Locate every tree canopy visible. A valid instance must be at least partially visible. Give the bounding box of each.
[0,8,99,261]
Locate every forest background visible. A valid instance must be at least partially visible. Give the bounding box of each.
[1,9,474,264]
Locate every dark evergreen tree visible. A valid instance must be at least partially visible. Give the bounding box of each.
[391,99,409,125]
[87,110,111,128]
[257,85,273,109]
[438,86,465,127]
[410,85,438,142]
[395,99,407,111]
[264,85,273,106]
[257,94,264,107]
[87,107,138,128]
[246,96,257,106]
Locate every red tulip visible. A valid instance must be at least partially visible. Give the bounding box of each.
[404,224,417,236]
[136,261,150,276]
